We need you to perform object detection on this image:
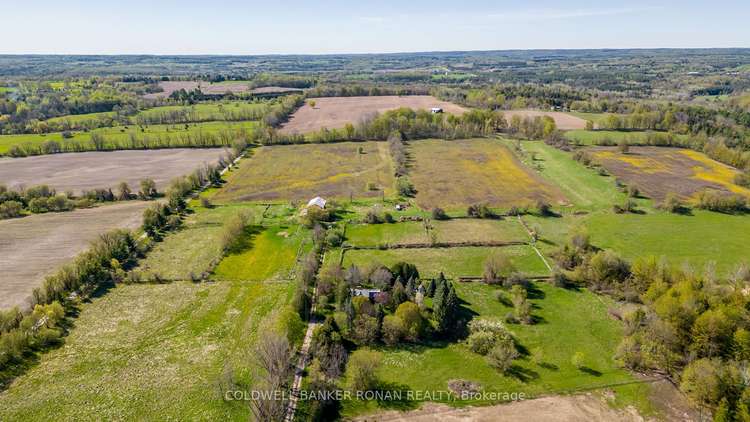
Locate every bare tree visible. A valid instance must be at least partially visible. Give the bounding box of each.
[249,334,293,422]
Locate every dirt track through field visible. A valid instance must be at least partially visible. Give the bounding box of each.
[0,148,224,194]
[280,95,467,134]
[353,394,644,422]
[0,201,150,309]
[502,110,588,130]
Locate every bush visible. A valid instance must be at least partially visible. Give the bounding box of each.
[486,337,519,373]
[431,207,449,220]
[467,330,497,355]
[28,197,49,213]
[696,190,747,213]
[467,203,495,219]
[658,193,687,213]
[0,200,23,219]
[483,253,513,284]
[396,176,416,197]
[535,199,552,216]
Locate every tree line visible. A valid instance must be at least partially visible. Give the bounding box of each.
[0,179,159,220]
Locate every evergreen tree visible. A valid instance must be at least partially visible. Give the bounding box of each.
[426,278,436,297]
[391,281,408,308]
[433,282,458,335]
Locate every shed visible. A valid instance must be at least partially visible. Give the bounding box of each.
[307,196,327,209]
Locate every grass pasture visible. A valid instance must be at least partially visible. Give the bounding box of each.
[280,95,466,134]
[344,218,529,247]
[342,245,548,279]
[213,224,308,282]
[212,141,395,202]
[588,146,750,201]
[587,210,750,276]
[409,138,567,211]
[0,279,294,420]
[342,281,647,416]
[136,203,272,280]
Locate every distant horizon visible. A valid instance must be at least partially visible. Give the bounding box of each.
[1,47,749,57]
[2,1,748,55]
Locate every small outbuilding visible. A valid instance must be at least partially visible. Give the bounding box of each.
[307,196,327,209]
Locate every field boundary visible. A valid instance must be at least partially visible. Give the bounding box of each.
[348,240,528,250]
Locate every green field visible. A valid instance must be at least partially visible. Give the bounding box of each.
[342,281,651,416]
[213,224,308,281]
[586,210,750,276]
[0,120,258,154]
[136,203,271,280]
[345,218,529,247]
[342,245,548,278]
[0,279,295,420]
[566,111,618,125]
[516,141,634,211]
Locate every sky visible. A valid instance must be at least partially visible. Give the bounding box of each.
[1,0,748,54]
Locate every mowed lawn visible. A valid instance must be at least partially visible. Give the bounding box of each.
[136,203,271,281]
[213,224,308,281]
[345,219,528,247]
[342,245,548,279]
[342,282,649,417]
[586,210,750,276]
[212,141,395,202]
[409,138,567,211]
[0,279,294,420]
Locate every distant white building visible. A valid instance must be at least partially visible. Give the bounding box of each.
[301,196,327,216]
[307,196,327,209]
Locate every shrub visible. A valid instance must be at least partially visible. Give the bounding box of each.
[627,185,640,198]
[467,203,495,219]
[483,253,513,284]
[467,330,497,355]
[695,190,747,213]
[431,207,449,220]
[28,197,50,213]
[0,200,23,219]
[535,199,552,216]
[486,337,519,373]
[658,193,687,213]
[396,176,416,197]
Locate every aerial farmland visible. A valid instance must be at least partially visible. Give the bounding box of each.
[1,15,749,422]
